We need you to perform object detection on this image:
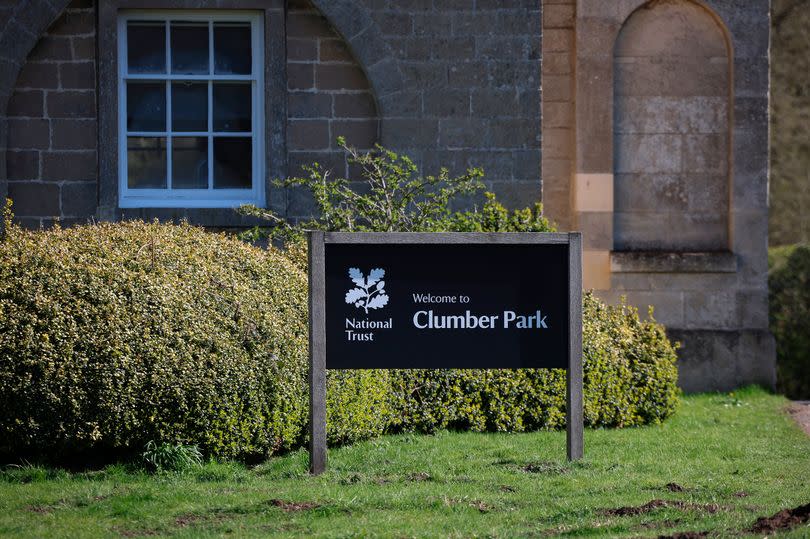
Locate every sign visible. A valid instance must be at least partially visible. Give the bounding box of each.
[325,242,569,369]
[308,232,583,474]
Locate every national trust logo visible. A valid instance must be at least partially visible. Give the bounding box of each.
[344,267,389,313]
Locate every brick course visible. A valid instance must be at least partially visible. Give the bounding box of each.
[5,0,97,227]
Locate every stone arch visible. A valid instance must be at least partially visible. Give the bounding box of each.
[612,0,733,251]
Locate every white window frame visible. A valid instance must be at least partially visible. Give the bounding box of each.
[117,10,265,209]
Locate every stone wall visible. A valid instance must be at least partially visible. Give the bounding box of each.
[284,0,380,220]
[5,0,97,229]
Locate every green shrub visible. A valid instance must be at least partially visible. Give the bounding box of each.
[0,218,389,461]
[242,140,680,435]
[769,243,810,399]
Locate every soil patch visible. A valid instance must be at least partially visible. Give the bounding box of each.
[602,499,721,517]
[268,499,321,512]
[520,462,569,475]
[666,483,687,492]
[658,532,709,539]
[407,472,431,482]
[25,505,52,515]
[787,402,810,436]
[749,502,810,534]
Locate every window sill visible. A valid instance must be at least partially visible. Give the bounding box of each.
[610,251,737,274]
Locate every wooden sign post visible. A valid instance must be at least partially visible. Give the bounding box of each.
[308,232,583,475]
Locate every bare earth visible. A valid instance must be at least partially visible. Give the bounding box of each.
[787,401,810,437]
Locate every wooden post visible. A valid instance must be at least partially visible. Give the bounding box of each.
[308,231,327,475]
[567,232,584,461]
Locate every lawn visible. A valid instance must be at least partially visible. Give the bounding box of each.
[0,387,808,538]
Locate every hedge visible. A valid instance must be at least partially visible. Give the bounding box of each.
[769,244,810,399]
[0,218,679,462]
[0,219,389,461]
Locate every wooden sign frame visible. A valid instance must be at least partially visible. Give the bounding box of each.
[307,232,583,475]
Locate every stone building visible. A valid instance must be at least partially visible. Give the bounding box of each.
[0,0,773,391]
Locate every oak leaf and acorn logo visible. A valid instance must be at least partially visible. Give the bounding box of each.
[345,267,389,313]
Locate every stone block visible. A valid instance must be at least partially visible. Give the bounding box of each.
[330,119,379,149]
[288,92,332,119]
[60,181,97,217]
[333,93,377,118]
[71,36,95,61]
[542,29,573,53]
[684,173,729,213]
[542,53,571,75]
[542,74,572,102]
[46,90,95,118]
[423,89,471,117]
[671,330,740,392]
[476,37,530,61]
[381,118,438,148]
[319,39,354,63]
[438,118,491,148]
[666,212,729,251]
[736,330,776,389]
[512,149,541,180]
[51,119,97,150]
[541,127,572,159]
[736,289,768,330]
[6,150,40,180]
[288,119,330,150]
[287,64,314,90]
[577,211,613,250]
[683,134,728,174]
[287,13,336,39]
[49,11,94,36]
[42,151,97,181]
[412,13,451,35]
[7,181,60,216]
[614,173,687,212]
[582,250,610,291]
[614,134,682,174]
[315,65,369,90]
[287,150,346,177]
[401,62,447,89]
[15,62,59,90]
[388,37,431,61]
[734,57,768,98]
[7,90,44,117]
[430,36,475,61]
[7,118,50,150]
[372,12,413,36]
[29,36,73,62]
[683,290,737,330]
[574,173,613,212]
[619,290,685,327]
[732,128,768,178]
[485,180,540,210]
[287,38,318,62]
[59,62,95,89]
[614,59,728,98]
[614,96,727,135]
[377,91,422,116]
[489,119,539,148]
[543,4,574,29]
[542,101,572,128]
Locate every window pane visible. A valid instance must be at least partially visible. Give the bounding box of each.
[127,82,166,132]
[171,22,209,74]
[214,23,251,74]
[213,83,251,132]
[172,137,208,189]
[127,137,166,189]
[213,137,251,189]
[172,82,207,132]
[127,22,166,74]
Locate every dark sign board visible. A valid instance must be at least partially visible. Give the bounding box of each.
[324,242,569,369]
[307,232,583,474]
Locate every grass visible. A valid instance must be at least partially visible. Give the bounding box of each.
[0,387,808,538]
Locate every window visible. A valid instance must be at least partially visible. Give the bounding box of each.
[118,11,264,208]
